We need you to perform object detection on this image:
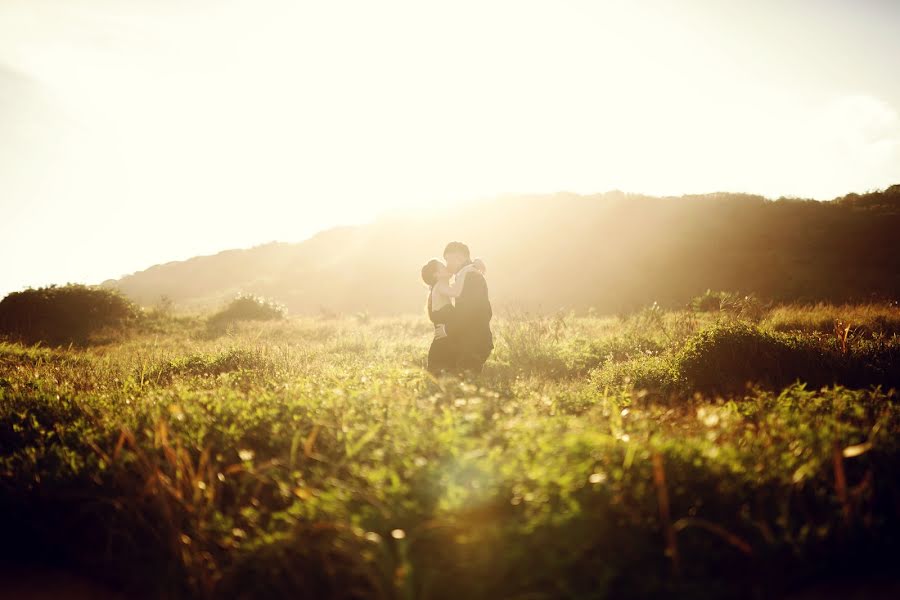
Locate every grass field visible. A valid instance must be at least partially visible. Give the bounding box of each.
[1,303,899,599]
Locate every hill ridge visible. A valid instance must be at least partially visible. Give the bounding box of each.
[103,187,900,314]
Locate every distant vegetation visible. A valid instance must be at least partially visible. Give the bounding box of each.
[1,300,898,598]
[0,284,136,346]
[206,294,285,335]
[103,185,900,314]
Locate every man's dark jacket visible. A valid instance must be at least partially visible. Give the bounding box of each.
[453,268,493,370]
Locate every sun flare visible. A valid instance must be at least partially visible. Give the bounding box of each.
[2,0,900,295]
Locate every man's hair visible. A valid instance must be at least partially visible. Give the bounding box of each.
[421,259,443,287]
[443,241,470,259]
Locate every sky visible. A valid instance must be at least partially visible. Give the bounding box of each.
[2,0,900,297]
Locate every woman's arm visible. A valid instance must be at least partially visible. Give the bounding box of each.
[435,259,486,298]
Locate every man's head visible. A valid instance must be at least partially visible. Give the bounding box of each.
[443,241,471,273]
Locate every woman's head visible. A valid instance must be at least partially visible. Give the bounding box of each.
[421,259,449,286]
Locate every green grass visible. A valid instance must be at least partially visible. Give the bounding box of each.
[1,306,899,599]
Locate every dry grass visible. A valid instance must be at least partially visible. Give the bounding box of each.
[763,302,900,335]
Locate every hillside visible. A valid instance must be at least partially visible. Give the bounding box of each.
[103,186,900,315]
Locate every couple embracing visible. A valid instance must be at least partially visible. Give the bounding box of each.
[421,241,493,376]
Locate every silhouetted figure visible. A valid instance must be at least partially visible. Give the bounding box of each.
[443,242,493,374]
[421,255,489,375]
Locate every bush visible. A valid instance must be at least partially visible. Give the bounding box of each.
[719,293,765,322]
[0,284,136,346]
[594,321,900,397]
[691,290,765,322]
[564,335,665,376]
[691,289,726,312]
[590,354,682,399]
[675,322,835,394]
[207,295,285,333]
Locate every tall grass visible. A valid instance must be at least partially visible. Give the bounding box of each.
[1,305,898,598]
[763,302,900,335]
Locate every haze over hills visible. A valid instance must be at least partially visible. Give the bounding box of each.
[103,187,900,315]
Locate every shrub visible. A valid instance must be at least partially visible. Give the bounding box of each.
[207,295,285,333]
[719,293,765,322]
[590,355,682,398]
[594,322,900,397]
[675,322,835,394]
[691,290,765,322]
[691,289,726,312]
[0,284,136,346]
[563,335,664,376]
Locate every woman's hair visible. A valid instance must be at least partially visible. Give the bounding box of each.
[420,259,443,287]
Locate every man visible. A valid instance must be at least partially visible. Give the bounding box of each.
[443,241,493,373]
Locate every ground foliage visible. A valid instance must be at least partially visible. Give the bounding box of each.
[1,301,898,599]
